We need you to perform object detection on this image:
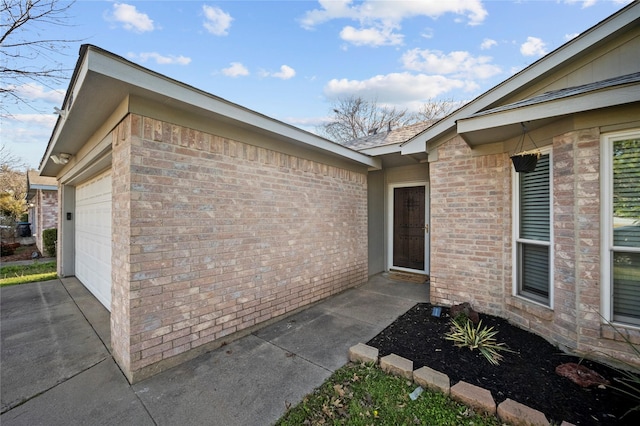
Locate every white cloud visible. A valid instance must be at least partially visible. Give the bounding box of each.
[259,65,297,80]
[300,0,487,29]
[480,38,497,50]
[323,73,471,105]
[401,49,502,80]
[563,0,597,8]
[300,0,487,47]
[1,114,58,168]
[222,62,249,77]
[271,65,296,80]
[339,25,403,47]
[421,28,434,39]
[520,36,547,57]
[111,3,155,33]
[4,83,65,104]
[564,0,632,7]
[128,52,191,65]
[203,5,233,36]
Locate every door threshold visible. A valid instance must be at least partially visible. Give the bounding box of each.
[387,270,429,284]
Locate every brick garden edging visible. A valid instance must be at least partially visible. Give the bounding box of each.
[348,343,576,426]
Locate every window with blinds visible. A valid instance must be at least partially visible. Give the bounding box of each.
[517,154,551,304]
[611,138,640,325]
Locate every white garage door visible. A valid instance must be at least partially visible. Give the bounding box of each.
[75,170,112,311]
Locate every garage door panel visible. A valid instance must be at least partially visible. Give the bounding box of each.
[75,171,112,311]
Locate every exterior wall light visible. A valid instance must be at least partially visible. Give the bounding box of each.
[50,153,72,165]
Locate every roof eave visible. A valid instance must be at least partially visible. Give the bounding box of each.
[359,143,403,156]
[457,84,640,145]
[40,45,381,176]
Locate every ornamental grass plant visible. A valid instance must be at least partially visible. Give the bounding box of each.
[444,317,513,366]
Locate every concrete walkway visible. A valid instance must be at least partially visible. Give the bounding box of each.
[1,274,428,426]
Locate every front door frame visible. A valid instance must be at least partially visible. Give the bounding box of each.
[387,181,429,274]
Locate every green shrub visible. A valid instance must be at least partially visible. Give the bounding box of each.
[43,228,57,257]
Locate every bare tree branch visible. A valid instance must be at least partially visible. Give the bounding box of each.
[0,0,78,115]
[414,98,459,122]
[319,96,417,144]
[318,96,460,144]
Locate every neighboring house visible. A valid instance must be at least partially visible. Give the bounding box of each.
[26,170,58,254]
[40,2,639,383]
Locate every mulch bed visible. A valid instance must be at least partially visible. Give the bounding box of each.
[368,303,640,425]
[0,244,42,263]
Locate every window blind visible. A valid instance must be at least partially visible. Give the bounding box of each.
[612,139,640,323]
[520,155,550,241]
[518,154,551,302]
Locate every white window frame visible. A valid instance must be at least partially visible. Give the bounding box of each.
[600,129,640,327]
[512,146,554,308]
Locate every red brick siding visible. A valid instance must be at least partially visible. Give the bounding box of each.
[114,114,367,378]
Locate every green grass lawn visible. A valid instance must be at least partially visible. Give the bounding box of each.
[0,261,57,286]
[276,362,504,426]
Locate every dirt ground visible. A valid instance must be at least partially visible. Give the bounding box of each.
[368,303,640,425]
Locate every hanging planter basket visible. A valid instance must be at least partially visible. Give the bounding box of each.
[511,123,541,173]
[510,150,540,173]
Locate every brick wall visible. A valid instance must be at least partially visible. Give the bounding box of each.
[34,190,58,254]
[430,129,640,368]
[112,114,368,381]
[429,136,511,315]
[111,114,134,375]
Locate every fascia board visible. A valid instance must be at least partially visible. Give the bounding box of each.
[87,48,380,169]
[359,143,402,156]
[29,184,57,191]
[458,85,640,136]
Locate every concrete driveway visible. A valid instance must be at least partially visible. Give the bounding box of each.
[1,274,428,425]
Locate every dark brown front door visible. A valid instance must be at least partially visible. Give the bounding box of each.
[393,186,425,270]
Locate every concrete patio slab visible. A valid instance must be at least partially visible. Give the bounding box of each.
[0,358,153,426]
[0,280,109,413]
[133,334,332,426]
[1,273,429,425]
[254,307,380,371]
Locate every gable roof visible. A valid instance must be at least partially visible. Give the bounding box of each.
[401,1,640,155]
[341,121,434,151]
[40,45,381,176]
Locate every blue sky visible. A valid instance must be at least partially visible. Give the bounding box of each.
[1,0,632,169]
